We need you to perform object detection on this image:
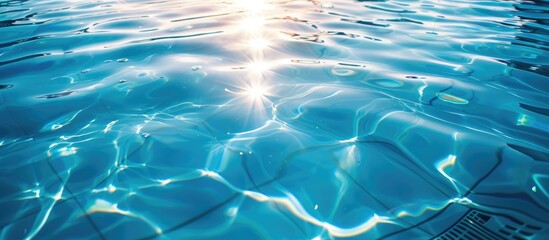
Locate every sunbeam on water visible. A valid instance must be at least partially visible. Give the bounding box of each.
[0,0,548,239]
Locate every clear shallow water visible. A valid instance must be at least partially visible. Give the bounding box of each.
[0,0,548,239]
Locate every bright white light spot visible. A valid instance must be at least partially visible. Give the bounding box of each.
[247,61,270,73]
[239,16,265,30]
[103,120,118,133]
[59,146,77,156]
[227,207,239,217]
[53,190,63,201]
[234,0,270,12]
[159,179,171,186]
[248,38,271,49]
[108,184,116,193]
[244,85,267,99]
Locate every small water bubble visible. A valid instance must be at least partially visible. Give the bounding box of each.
[191,65,202,71]
[81,69,91,73]
[104,60,113,63]
[239,152,244,155]
[291,59,321,64]
[522,52,538,59]
[117,58,129,63]
[137,72,148,78]
[331,66,356,76]
[436,92,469,105]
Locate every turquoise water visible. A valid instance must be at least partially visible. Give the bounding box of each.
[1,0,548,239]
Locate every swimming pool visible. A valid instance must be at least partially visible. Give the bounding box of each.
[0,0,548,239]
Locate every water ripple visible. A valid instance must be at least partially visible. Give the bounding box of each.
[1,0,548,239]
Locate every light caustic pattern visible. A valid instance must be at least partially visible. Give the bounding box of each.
[0,0,548,239]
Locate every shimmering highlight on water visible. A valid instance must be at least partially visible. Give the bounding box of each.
[0,0,548,239]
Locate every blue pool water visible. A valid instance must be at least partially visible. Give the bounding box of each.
[1,0,548,239]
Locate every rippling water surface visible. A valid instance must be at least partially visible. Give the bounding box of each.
[1,0,548,239]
